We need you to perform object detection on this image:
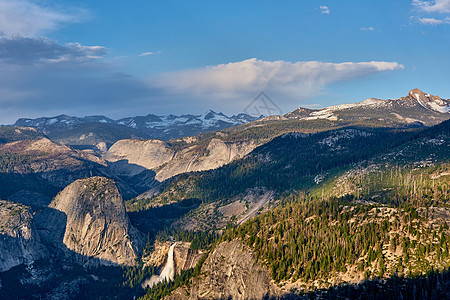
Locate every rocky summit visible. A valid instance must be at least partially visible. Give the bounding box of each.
[38,177,144,266]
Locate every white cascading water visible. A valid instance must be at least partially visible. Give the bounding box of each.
[142,242,177,288]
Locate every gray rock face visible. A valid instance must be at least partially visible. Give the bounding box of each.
[105,139,175,176]
[0,200,48,272]
[105,138,256,183]
[173,242,204,275]
[168,240,277,300]
[42,177,144,266]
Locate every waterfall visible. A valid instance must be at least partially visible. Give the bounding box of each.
[142,242,177,288]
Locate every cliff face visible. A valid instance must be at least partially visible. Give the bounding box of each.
[105,138,256,183]
[41,177,144,266]
[105,139,175,176]
[168,240,278,300]
[173,242,204,275]
[0,200,48,272]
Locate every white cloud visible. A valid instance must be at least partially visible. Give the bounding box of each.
[320,5,330,14]
[360,26,375,31]
[418,16,450,24]
[139,51,162,56]
[152,58,404,104]
[0,0,82,37]
[413,0,450,13]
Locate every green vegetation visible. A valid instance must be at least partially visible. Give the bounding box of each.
[222,193,449,283]
[0,152,43,173]
[124,120,450,297]
[294,268,450,299]
[155,228,219,250]
[319,164,450,207]
[0,127,43,143]
[1,116,449,298]
[122,262,156,289]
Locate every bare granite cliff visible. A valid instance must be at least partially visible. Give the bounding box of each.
[38,177,144,266]
[104,139,175,176]
[143,241,205,275]
[167,239,278,300]
[0,200,48,272]
[173,242,205,275]
[105,138,256,183]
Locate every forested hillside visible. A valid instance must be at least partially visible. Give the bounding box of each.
[136,119,450,298]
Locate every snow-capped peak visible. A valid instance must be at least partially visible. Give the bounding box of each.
[406,88,450,113]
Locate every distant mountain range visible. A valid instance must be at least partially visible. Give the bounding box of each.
[8,89,450,151]
[11,110,261,149]
[283,88,450,125]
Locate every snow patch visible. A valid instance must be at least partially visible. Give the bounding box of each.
[46,118,58,125]
[428,101,450,113]
[304,98,386,120]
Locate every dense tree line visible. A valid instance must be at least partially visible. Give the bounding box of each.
[0,152,39,173]
[0,127,43,143]
[155,227,219,250]
[221,194,450,283]
[328,164,450,207]
[281,268,450,299]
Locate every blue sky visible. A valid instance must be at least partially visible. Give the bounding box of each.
[0,0,449,122]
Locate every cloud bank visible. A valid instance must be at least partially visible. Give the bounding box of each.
[152,58,403,101]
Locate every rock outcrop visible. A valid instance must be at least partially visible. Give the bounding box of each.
[167,240,278,300]
[0,200,48,272]
[105,139,175,176]
[173,242,205,275]
[105,138,256,183]
[37,177,144,266]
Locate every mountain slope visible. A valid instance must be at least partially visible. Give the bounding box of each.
[285,88,449,125]
[12,111,260,149]
[152,120,450,299]
[0,133,108,201]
